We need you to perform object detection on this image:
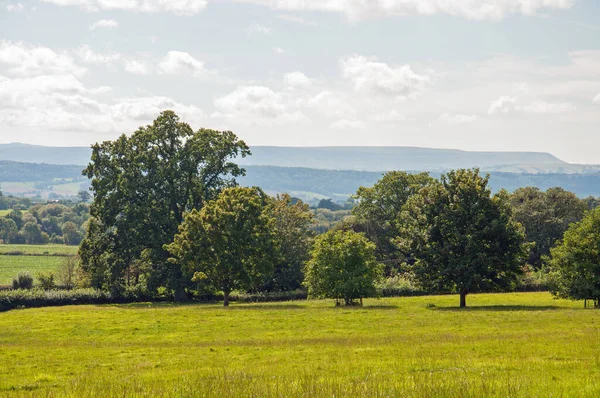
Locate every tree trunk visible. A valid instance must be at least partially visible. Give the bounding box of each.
[223,290,230,307]
[459,290,467,308]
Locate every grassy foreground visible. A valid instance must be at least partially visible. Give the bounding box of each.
[1,292,599,397]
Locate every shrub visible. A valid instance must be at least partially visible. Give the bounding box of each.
[56,256,78,290]
[0,288,112,312]
[12,272,34,290]
[37,272,56,290]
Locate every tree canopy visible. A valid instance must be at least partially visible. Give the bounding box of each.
[305,229,382,306]
[166,187,276,306]
[548,207,600,302]
[398,169,526,307]
[79,111,250,298]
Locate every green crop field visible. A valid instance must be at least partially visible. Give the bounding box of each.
[0,292,598,397]
[0,256,66,285]
[0,244,79,256]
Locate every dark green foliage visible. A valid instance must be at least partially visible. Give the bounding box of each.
[80,111,249,299]
[510,186,586,268]
[261,194,314,292]
[12,272,34,290]
[398,169,527,307]
[305,230,383,305]
[548,207,600,302]
[37,271,56,290]
[166,187,276,306]
[351,171,434,273]
[0,218,18,243]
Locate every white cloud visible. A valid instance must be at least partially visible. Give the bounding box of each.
[40,0,208,15]
[521,100,576,114]
[302,90,354,118]
[250,0,575,21]
[6,3,25,12]
[213,85,307,124]
[110,96,204,123]
[77,45,120,64]
[276,14,316,25]
[439,112,478,124]
[0,41,85,77]
[284,71,311,88]
[247,24,271,34]
[89,19,118,30]
[158,51,206,76]
[330,119,366,129]
[489,96,576,115]
[124,59,151,75]
[341,55,431,99]
[273,47,286,54]
[488,96,517,114]
[594,93,600,104]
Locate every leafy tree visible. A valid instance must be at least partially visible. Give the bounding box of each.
[62,221,82,245]
[305,230,383,306]
[6,209,23,230]
[0,218,18,243]
[80,111,250,299]
[261,194,314,292]
[166,187,276,306]
[510,187,586,268]
[20,221,47,244]
[351,171,434,272]
[398,169,526,307]
[77,190,91,203]
[548,207,600,303]
[317,198,343,211]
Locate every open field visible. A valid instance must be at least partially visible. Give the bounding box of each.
[0,256,65,284]
[0,244,78,256]
[0,292,599,397]
[0,209,10,217]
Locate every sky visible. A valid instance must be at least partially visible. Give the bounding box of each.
[0,0,599,164]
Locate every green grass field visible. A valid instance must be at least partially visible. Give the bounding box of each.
[0,292,598,397]
[0,256,66,284]
[0,209,11,217]
[0,244,78,256]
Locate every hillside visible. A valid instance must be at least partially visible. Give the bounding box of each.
[2,160,600,202]
[0,143,572,172]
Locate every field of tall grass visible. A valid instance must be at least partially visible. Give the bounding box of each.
[1,292,598,397]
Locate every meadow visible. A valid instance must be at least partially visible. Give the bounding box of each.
[0,245,77,285]
[0,292,599,397]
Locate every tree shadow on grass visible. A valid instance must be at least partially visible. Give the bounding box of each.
[433,305,561,312]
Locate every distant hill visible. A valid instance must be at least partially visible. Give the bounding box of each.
[3,160,599,201]
[238,146,566,171]
[0,143,576,172]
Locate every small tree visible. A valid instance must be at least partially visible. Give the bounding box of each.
[57,256,78,289]
[398,169,526,307]
[548,207,600,304]
[0,218,18,243]
[166,187,276,306]
[77,190,91,203]
[12,272,34,290]
[305,230,383,306]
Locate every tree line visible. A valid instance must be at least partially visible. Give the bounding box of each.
[5,111,600,308]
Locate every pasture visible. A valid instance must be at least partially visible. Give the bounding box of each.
[1,292,599,397]
[0,256,65,285]
[0,245,77,285]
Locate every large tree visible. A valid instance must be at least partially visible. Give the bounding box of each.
[398,169,526,307]
[0,218,18,243]
[79,111,250,299]
[166,187,276,306]
[510,186,586,268]
[261,194,314,292]
[548,207,600,304]
[351,171,434,273]
[305,230,382,306]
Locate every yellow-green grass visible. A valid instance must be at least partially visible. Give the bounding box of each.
[0,209,11,217]
[0,244,78,256]
[1,292,599,397]
[0,256,65,284]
